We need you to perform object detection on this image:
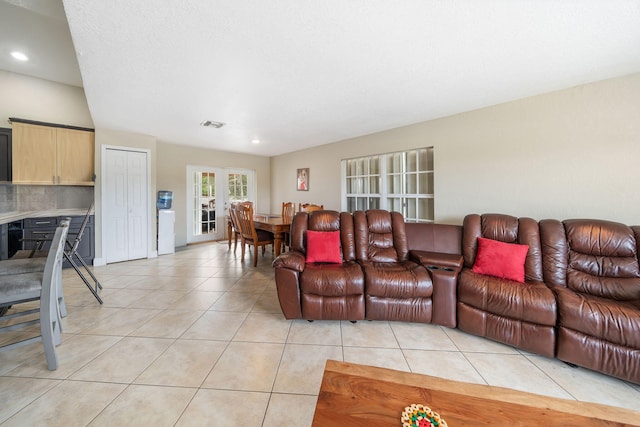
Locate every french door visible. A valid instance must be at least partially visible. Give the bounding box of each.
[186,166,254,243]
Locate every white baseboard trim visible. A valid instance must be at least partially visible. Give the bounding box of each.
[93,253,157,266]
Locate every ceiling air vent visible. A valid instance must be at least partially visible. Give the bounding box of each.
[200,120,225,128]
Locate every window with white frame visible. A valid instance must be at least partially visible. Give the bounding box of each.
[342,147,434,222]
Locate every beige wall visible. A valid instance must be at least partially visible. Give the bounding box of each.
[93,131,272,260]
[270,72,640,225]
[5,68,640,259]
[0,70,93,128]
[156,141,271,247]
[0,69,270,258]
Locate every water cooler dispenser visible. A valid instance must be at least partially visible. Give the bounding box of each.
[157,191,175,255]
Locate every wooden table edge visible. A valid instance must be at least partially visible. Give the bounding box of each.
[314,359,640,426]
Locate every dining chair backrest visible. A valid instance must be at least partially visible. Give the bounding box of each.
[229,203,240,232]
[300,203,324,213]
[235,203,257,241]
[282,202,295,222]
[280,202,295,252]
[68,201,94,254]
[235,202,275,267]
[230,201,251,230]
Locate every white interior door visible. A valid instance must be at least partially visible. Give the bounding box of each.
[105,148,149,263]
[126,151,148,259]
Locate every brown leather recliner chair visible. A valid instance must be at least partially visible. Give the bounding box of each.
[353,210,433,323]
[457,214,557,357]
[273,210,365,321]
[540,219,640,384]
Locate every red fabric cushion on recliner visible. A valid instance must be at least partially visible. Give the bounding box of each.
[306,230,342,263]
[472,237,529,282]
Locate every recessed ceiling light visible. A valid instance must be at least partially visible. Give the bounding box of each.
[200,120,225,128]
[251,139,260,144]
[11,51,29,61]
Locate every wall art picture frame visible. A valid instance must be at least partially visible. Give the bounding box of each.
[297,168,309,191]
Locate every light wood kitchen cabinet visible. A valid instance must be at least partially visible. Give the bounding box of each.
[56,128,95,185]
[11,121,95,186]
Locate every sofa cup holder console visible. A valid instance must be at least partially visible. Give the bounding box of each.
[408,250,464,329]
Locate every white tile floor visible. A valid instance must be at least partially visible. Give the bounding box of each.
[2,241,640,426]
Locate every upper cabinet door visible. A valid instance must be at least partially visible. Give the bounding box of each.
[12,122,57,184]
[57,128,95,185]
[11,121,95,186]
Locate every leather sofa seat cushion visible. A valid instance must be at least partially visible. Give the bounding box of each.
[363,259,433,323]
[361,260,432,298]
[554,285,640,349]
[300,261,364,296]
[458,269,556,326]
[299,261,365,321]
[366,296,432,323]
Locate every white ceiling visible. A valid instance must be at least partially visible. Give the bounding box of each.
[3,1,640,156]
[0,0,82,86]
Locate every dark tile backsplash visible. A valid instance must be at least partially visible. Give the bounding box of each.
[0,184,94,213]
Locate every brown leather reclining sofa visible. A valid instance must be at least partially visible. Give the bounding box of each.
[273,209,463,326]
[273,210,640,385]
[540,218,640,384]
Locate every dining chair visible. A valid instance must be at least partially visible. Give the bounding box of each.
[299,203,324,212]
[235,202,274,267]
[281,202,295,252]
[0,218,71,318]
[0,219,70,370]
[8,203,103,304]
[228,203,241,254]
[228,201,253,254]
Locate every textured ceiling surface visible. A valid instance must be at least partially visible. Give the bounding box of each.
[4,1,640,156]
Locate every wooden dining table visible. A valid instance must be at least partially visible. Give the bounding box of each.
[227,213,292,258]
[253,214,291,257]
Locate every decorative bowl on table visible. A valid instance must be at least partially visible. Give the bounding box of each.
[401,403,447,427]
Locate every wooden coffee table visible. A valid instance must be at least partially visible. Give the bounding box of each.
[312,360,640,426]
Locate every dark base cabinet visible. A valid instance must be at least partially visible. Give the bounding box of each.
[20,215,94,268]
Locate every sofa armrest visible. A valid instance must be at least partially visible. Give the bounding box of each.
[272,251,306,272]
[410,250,463,271]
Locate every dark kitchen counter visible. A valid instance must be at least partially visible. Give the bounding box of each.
[0,208,93,260]
[0,208,90,225]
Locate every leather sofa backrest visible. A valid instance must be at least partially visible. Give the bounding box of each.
[290,210,356,262]
[462,213,544,282]
[541,218,640,300]
[353,210,409,262]
[405,222,462,255]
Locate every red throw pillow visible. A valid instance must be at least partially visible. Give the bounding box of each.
[306,230,342,263]
[472,237,529,283]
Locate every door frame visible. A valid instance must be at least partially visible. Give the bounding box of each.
[100,145,152,264]
[186,165,225,243]
[186,166,256,244]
